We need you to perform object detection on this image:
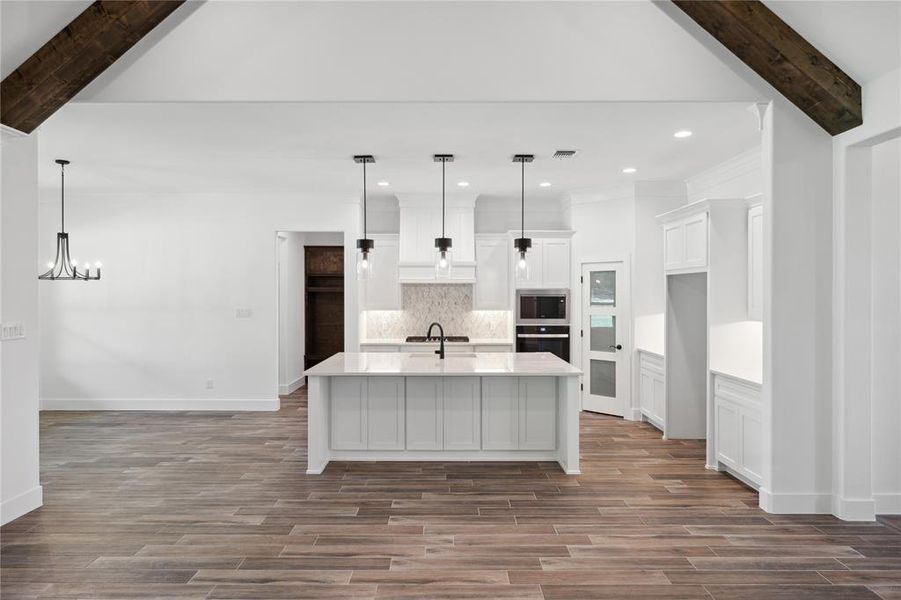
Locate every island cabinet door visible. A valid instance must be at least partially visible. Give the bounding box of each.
[367,377,405,450]
[443,377,481,450]
[482,377,519,450]
[330,377,367,450]
[406,377,443,450]
[519,377,557,450]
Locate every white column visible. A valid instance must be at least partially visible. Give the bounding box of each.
[306,376,331,474]
[558,375,580,474]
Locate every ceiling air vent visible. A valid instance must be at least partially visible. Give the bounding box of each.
[553,150,578,159]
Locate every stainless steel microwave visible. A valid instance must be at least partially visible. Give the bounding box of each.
[516,289,570,325]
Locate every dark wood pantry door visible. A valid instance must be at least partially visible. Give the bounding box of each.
[304,245,344,373]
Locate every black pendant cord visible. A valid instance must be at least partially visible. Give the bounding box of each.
[441,159,446,237]
[362,159,367,239]
[60,161,66,233]
[520,158,525,239]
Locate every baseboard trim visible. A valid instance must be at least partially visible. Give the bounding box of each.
[625,408,642,422]
[279,377,305,396]
[1,485,43,525]
[41,398,280,412]
[832,496,877,522]
[875,493,901,515]
[758,488,832,514]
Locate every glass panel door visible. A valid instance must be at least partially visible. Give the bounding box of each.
[581,261,631,416]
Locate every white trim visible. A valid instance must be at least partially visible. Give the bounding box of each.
[684,146,761,200]
[279,377,305,395]
[875,493,901,515]
[758,488,832,514]
[832,496,877,522]
[41,398,280,411]
[0,124,28,138]
[0,485,43,525]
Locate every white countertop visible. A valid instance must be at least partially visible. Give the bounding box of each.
[305,352,582,377]
[360,339,514,346]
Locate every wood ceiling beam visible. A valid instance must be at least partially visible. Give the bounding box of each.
[671,0,862,135]
[1,1,186,134]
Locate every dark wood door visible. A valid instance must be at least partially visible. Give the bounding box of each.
[304,246,344,372]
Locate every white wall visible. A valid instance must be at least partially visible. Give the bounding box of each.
[870,137,900,514]
[39,193,360,411]
[476,195,568,233]
[1,129,43,524]
[686,146,762,202]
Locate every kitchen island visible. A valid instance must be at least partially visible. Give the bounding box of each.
[304,352,582,474]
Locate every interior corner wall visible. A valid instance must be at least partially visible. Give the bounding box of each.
[759,99,834,515]
[278,232,305,395]
[870,137,901,515]
[1,130,43,525]
[39,193,360,411]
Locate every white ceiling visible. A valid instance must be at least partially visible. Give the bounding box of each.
[765,0,900,84]
[38,102,760,199]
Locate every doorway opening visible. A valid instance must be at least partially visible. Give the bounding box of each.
[277,232,344,396]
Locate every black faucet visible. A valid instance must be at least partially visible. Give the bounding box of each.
[426,322,446,359]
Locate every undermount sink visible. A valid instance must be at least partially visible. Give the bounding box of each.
[408,352,478,359]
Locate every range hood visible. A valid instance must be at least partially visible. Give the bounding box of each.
[397,193,477,283]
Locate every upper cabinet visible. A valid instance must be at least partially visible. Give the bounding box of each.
[661,209,708,273]
[513,235,572,289]
[361,234,401,310]
[747,200,763,321]
[474,235,510,309]
[397,194,476,283]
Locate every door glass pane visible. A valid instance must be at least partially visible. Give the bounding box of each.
[590,359,616,397]
[589,315,616,352]
[590,271,616,306]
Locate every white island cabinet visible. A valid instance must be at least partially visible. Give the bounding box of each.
[304,352,582,475]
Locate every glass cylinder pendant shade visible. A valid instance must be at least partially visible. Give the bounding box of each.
[514,237,531,282]
[435,237,452,279]
[356,238,374,281]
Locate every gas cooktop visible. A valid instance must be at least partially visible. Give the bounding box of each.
[405,335,470,343]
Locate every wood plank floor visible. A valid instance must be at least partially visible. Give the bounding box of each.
[2,387,900,599]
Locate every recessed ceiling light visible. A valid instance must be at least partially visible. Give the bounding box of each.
[457,181,470,187]
[539,182,552,187]
[622,167,637,174]
[673,130,693,138]
[377,180,389,186]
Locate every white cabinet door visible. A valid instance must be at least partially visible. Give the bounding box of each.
[475,236,510,309]
[366,377,405,450]
[652,375,665,424]
[663,222,684,271]
[740,408,763,484]
[519,377,557,450]
[639,371,653,414]
[447,208,476,263]
[405,377,443,450]
[363,235,400,310]
[715,399,740,469]
[748,205,763,321]
[682,212,708,269]
[541,239,570,288]
[330,377,367,450]
[443,377,481,450]
[482,377,519,450]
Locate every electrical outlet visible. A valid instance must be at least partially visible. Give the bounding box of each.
[205,379,214,390]
[0,323,25,341]
[235,307,253,319]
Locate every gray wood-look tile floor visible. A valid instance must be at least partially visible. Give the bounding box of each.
[2,387,900,599]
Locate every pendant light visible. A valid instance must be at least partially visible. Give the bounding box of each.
[354,155,375,280]
[433,154,454,279]
[39,159,101,281]
[512,154,534,281]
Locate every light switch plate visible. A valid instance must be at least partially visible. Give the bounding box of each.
[235,307,253,319]
[1,322,26,341]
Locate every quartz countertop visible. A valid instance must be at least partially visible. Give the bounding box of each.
[305,352,582,377]
[360,339,514,346]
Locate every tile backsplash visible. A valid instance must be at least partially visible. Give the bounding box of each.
[363,284,510,340]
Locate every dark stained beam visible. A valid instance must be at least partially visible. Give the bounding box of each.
[1,1,186,134]
[672,0,862,135]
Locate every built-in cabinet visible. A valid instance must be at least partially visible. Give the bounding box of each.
[513,236,572,289]
[713,372,762,487]
[397,194,476,282]
[637,350,665,430]
[662,211,708,273]
[361,234,401,310]
[747,201,763,321]
[474,235,510,309]
[329,375,557,452]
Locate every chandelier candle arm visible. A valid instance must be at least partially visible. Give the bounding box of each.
[39,160,101,281]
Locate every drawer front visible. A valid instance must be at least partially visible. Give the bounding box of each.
[714,374,761,408]
[639,352,664,376]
